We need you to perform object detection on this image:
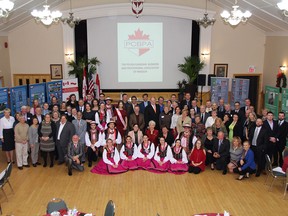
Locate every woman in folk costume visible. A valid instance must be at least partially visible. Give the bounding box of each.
[136,135,155,170]
[85,121,105,167]
[114,100,127,141]
[105,97,115,121]
[120,135,138,170]
[176,123,197,154]
[151,137,172,172]
[169,139,188,174]
[95,103,109,133]
[104,120,122,151]
[91,138,127,175]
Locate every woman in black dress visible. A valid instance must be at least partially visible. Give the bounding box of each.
[202,127,215,170]
[0,108,16,163]
[83,103,95,131]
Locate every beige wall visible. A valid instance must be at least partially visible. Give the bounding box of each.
[0,36,11,87]
[263,36,288,87]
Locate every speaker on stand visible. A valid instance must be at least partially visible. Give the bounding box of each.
[197,74,206,105]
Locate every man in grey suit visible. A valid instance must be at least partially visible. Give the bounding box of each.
[72,111,87,163]
[65,135,84,176]
[56,115,76,165]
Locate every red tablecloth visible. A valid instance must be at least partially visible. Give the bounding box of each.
[194,214,225,216]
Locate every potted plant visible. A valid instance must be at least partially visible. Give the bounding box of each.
[67,56,100,97]
[177,55,205,99]
[177,79,187,102]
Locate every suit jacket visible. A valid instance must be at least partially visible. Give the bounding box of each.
[23,113,33,126]
[231,109,245,123]
[72,119,87,144]
[180,100,192,110]
[129,113,145,132]
[33,114,44,124]
[144,104,160,129]
[139,101,150,114]
[213,138,230,158]
[240,106,249,114]
[66,142,83,159]
[192,106,200,114]
[128,130,143,145]
[76,105,85,113]
[199,112,210,124]
[277,120,288,146]
[56,121,76,147]
[230,121,243,140]
[123,102,133,117]
[248,126,268,150]
[263,120,278,143]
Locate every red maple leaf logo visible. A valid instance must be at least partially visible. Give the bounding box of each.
[128,29,149,40]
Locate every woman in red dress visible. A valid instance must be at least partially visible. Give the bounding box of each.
[145,120,159,147]
[189,139,206,174]
[114,100,127,141]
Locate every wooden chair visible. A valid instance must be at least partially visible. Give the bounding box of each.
[0,163,14,201]
[104,200,115,216]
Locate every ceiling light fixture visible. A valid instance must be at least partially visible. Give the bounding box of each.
[0,0,14,18]
[31,0,62,26]
[62,0,81,28]
[220,0,252,26]
[196,0,216,28]
[277,0,288,16]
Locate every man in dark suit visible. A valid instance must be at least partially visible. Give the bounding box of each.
[129,105,145,132]
[199,105,209,125]
[21,105,33,125]
[139,93,150,114]
[217,98,225,119]
[33,106,44,124]
[231,101,245,123]
[76,99,85,112]
[249,118,268,177]
[240,98,251,114]
[65,135,84,176]
[213,131,230,175]
[275,112,288,167]
[122,93,133,117]
[56,115,76,165]
[144,97,160,130]
[263,111,278,162]
[191,100,200,114]
[180,92,192,110]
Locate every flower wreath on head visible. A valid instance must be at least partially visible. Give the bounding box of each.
[276,71,287,88]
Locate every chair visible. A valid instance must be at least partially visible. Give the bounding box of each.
[104,200,115,216]
[0,163,14,201]
[4,163,14,194]
[46,198,68,214]
[283,169,288,199]
[0,169,8,201]
[265,154,286,191]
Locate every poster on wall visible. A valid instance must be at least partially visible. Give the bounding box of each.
[264,86,280,118]
[29,83,46,106]
[0,88,9,118]
[46,80,62,104]
[210,77,229,104]
[62,78,79,102]
[281,88,288,120]
[10,85,27,116]
[231,78,250,109]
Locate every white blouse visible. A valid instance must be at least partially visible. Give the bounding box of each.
[120,144,138,160]
[170,114,180,129]
[84,132,105,147]
[154,145,173,163]
[0,116,15,138]
[137,143,155,159]
[170,148,188,164]
[103,147,120,165]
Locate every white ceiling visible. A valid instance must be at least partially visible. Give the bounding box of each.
[1,0,288,34]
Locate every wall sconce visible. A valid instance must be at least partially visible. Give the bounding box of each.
[65,53,73,59]
[280,65,286,71]
[201,52,210,60]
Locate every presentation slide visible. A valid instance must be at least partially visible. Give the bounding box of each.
[117,23,163,83]
[87,16,191,89]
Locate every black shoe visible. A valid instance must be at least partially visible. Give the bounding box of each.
[36,162,41,165]
[43,163,47,167]
[256,172,260,177]
[50,163,54,168]
[88,162,92,167]
[23,165,30,168]
[68,171,72,176]
[18,167,23,170]
[12,161,15,164]
[33,164,37,167]
[222,170,227,175]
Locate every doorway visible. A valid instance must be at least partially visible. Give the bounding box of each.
[234,74,262,114]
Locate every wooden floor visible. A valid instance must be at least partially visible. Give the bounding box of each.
[0,155,287,216]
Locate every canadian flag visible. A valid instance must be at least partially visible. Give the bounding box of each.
[82,67,87,101]
[95,66,101,99]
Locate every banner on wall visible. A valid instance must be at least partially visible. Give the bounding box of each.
[210,77,229,104]
[10,85,27,116]
[231,78,250,109]
[0,88,9,118]
[29,83,46,106]
[62,78,79,101]
[46,80,62,104]
[264,86,280,118]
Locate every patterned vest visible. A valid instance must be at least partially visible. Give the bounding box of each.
[159,145,168,158]
[172,147,183,160]
[125,143,135,156]
[106,146,115,158]
[141,143,151,155]
[88,129,98,144]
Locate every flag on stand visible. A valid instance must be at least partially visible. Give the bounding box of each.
[95,71,101,99]
[82,67,87,101]
[88,72,95,98]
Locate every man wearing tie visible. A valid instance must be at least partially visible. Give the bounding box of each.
[180,93,192,110]
[191,100,200,114]
[72,111,87,163]
[213,131,230,175]
[65,135,84,176]
[249,118,268,177]
[56,115,76,165]
[76,99,85,112]
[139,93,150,114]
[144,97,160,130]
[199,105,209,125]
[263,111,278,162]
[240,98,251,113]
[275,112,288,167]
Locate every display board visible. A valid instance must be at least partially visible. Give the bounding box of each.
[281,88,288,120]
[0,88,9,118]
[264,86,280,117]
[231,78,250,109]
[46,80,62,104]
[210,77,229,103]
[10,85,27,116]
[29,83,46,106]
[62,78,79,101]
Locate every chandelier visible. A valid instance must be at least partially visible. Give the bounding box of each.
[277,0,288,17]
[131,0,144,18]
[196,0,216,28]
[220,0,252,26]
[62,0,81,28]
[31,1,62,26]
[0,0,14,18]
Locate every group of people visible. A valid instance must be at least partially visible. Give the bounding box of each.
[0,92,287,179]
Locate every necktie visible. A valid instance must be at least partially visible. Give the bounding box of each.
[279,121,282,127]
[218,140,222,152]
[201,114,204,122]
[252,127,259,146]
